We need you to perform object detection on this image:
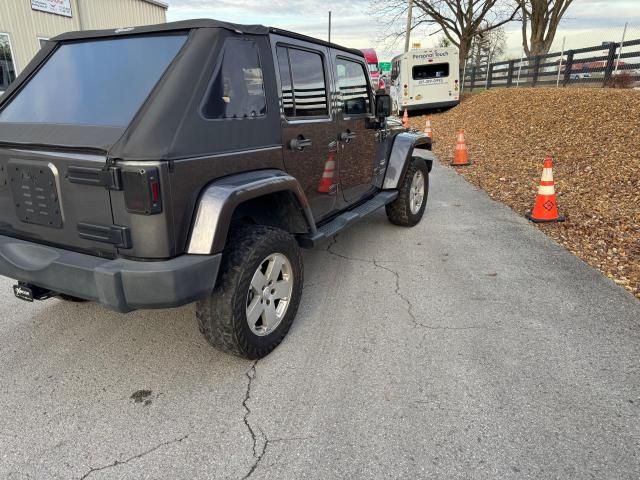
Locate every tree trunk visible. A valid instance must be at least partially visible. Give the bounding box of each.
[459,35,473,66]
[521,0,574,58]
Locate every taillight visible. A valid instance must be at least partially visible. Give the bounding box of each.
[151,179,160,203]
[123,167,162,215]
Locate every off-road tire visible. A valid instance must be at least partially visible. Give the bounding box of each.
[196,225,303,359]
[386,157,429,227]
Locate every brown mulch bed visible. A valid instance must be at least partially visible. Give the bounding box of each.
[409,88,640,299]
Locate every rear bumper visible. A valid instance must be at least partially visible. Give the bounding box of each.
[0,235,221,313]
[402,100,459,111]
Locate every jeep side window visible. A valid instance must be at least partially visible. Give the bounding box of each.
[276,46,294,117]
[276,46,328,118]
[335,58,371,116]
[202,38,267,119]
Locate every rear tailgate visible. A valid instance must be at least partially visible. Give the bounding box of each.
[0,147,118,256]
[0,33,190,257]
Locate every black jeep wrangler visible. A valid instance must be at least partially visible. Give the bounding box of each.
[0,20,434,359]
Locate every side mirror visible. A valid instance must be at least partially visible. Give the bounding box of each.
[375,94,391,118]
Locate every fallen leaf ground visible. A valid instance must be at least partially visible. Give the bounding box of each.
[409,88,640,299]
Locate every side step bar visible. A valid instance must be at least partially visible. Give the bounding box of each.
[298,190,398,248]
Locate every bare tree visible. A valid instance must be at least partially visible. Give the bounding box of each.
[370,0,519,64]
[437,36,452,47]
[519,0,575,57]
[470,26,507,66]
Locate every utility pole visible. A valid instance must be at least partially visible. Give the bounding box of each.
[404,0,413,53]
[328,11,332,43]
[615,22,628,73]
[556,36,566,87]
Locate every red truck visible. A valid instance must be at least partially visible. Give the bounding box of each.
[360,48,383,90]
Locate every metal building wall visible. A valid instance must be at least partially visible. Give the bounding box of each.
[77,0,166,31]
[0,0,79,72]
[0,0,166,74]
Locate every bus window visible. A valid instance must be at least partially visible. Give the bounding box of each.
[391,60,400,82]
[413,63,449,80]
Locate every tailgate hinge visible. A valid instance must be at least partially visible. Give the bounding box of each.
[77,222,132,249]
[67,165,122,190]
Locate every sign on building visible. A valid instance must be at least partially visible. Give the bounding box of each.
[31,0,73,18]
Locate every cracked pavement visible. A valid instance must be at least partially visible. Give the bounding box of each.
[0,162,639,479]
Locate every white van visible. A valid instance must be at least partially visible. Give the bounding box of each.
[390,47,460,114]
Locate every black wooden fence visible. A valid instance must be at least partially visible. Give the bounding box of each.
[463,38,640,91]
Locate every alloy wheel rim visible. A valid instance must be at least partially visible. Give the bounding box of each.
[246,253,293,336]
[409,170,425,215]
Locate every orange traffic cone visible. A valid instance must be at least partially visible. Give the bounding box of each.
[402,109,409,129]
[525,156,565,223]
[317,152,336,193]
[423,117,433,140]
[451,129,471,166]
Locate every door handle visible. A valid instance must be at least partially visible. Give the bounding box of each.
[339,130,356,143]
[289,136,312,151]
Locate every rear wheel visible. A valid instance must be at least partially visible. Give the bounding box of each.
[386,158,429,227]
[196,225,303,359]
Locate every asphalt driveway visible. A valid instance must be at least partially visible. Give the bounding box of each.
[0,162,638,479]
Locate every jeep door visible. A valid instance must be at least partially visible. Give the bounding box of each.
[331,52,378,204]
[271,37,338,221]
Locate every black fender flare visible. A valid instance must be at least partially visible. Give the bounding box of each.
[382,132,434,190]
[186,170,315,254]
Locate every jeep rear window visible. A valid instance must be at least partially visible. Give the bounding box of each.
[413,63,449,80]
[0,34,187,127]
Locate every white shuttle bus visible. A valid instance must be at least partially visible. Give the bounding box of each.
[390,47,460,114]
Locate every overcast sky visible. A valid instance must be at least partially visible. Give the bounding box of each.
[165,1,639,60]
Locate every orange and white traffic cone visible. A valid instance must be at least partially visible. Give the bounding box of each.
[402,109,409,129]
[317,152,336,193]
[450,129,471,166]
[525,156,565,223]
[423,117,433,140]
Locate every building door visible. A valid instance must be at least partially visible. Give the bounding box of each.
[0,34,17,92]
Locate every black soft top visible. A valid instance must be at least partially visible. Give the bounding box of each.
[50,19,364,57]
[0,19,363,160]
[51,19,270,41]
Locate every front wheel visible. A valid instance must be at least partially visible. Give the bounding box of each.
[196,225,303,359]
[386,158,429,227]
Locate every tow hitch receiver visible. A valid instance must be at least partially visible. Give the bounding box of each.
[13,283,55,302]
